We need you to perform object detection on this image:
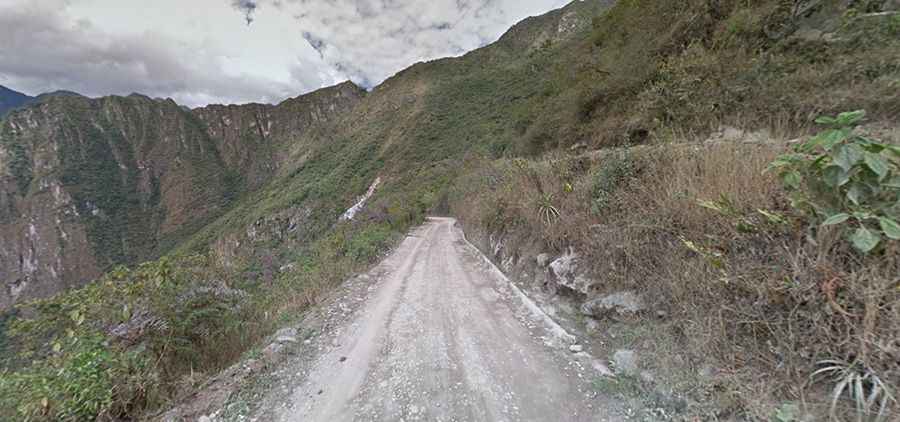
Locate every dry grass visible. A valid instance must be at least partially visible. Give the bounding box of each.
[451,134,899,420]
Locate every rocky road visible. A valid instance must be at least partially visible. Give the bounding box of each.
[262,217,621,421]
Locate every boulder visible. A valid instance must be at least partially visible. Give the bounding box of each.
[548,249,596,294]
[580,291,645,318]
[274,327,299,343]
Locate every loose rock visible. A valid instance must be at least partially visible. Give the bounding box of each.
[581,291,645,318]
[592,360,615,377]
[613,349,639,376]
[548,249,597,294]
[275,327,299,344]
[262,343,284,362]
[536,253,553,268]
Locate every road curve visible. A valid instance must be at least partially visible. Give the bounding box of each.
[276,217,613,421]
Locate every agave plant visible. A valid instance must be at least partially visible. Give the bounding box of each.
[811,359,896,421]
[537,193,561,226]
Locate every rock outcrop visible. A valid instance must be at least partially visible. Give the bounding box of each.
[0,82,364,310]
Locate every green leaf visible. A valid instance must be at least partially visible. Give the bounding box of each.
[855,136,876,148]
[846,183,867,205]
[815,115,837,125]
[782,171,802,189]
[817,129,849,151]
[833,143,864,171]
[885,176,900,189]
[853,211,874,221]
[757,209,788,225]
[836,110,866,126]
[768,154,804,170]
[851,227,880,253]
[864,152,890,180]
[823,213,851,225]
[880,218,900,240]
[823,165,850,187]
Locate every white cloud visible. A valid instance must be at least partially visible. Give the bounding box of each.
[247,0,570,87]
[0,0,570,106]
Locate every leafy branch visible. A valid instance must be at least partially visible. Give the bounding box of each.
[769,110,900,253]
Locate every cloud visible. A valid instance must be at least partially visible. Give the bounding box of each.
[0,0,570,106]
[230,0,569,89]
[0,1,326,106]
[232,0,259,25]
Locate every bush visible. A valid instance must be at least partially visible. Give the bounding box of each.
[769,110,900,253]
[0,334,155,421]
[591,149,636,215]
[346,224,394,262]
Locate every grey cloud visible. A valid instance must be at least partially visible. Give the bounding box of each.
[232,0,258,25]
[0,2,325,107]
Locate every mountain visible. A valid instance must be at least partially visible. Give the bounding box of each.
[0,85,33,117]
[0,0,612,311]
[0,83,363,309]
[1,0,899,419]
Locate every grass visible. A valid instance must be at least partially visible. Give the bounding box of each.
[592,375,643,398]
[450,132,900,419]
[1,0,899,420]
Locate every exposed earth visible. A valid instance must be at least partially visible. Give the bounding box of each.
[235,217,628,422]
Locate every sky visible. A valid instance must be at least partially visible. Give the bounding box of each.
[0,0,570,107]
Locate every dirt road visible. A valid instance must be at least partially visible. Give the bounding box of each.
[268,217,618,421]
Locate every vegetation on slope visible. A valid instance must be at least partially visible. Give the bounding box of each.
[1,0,899,420]
[446,1,900,419]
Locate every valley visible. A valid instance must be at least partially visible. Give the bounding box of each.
[1,0,899,421]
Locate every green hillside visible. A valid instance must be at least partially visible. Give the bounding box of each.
[1,0,898,420]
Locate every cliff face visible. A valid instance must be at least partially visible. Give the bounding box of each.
[193,81,365,189]
[0,83,364,310]
[0,0,605,310]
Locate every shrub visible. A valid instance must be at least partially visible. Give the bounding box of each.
[0,333,155,421]
[346,224,394,262]
[769,110,900,253]
[591,149,635,215]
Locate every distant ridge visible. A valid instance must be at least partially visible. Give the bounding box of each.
[0,85,35,117]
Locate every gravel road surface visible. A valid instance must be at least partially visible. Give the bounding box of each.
[272,217,618,421]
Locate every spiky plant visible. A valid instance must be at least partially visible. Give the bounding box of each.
[537,193,561,226]
[811,359,896,421]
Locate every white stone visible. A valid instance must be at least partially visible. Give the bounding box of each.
[536,253,553,268]
[592,360,615,377]
[548,249,597,294]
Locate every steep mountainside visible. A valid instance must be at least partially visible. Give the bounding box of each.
[193,81,364,190]
[0,84,363,310]
[2,0,899,420]
[0,85,33,117]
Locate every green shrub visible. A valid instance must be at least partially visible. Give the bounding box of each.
[346,224,394,262]
[769,110,900,253]
[0,333,155,421]
[591,150,636,214]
